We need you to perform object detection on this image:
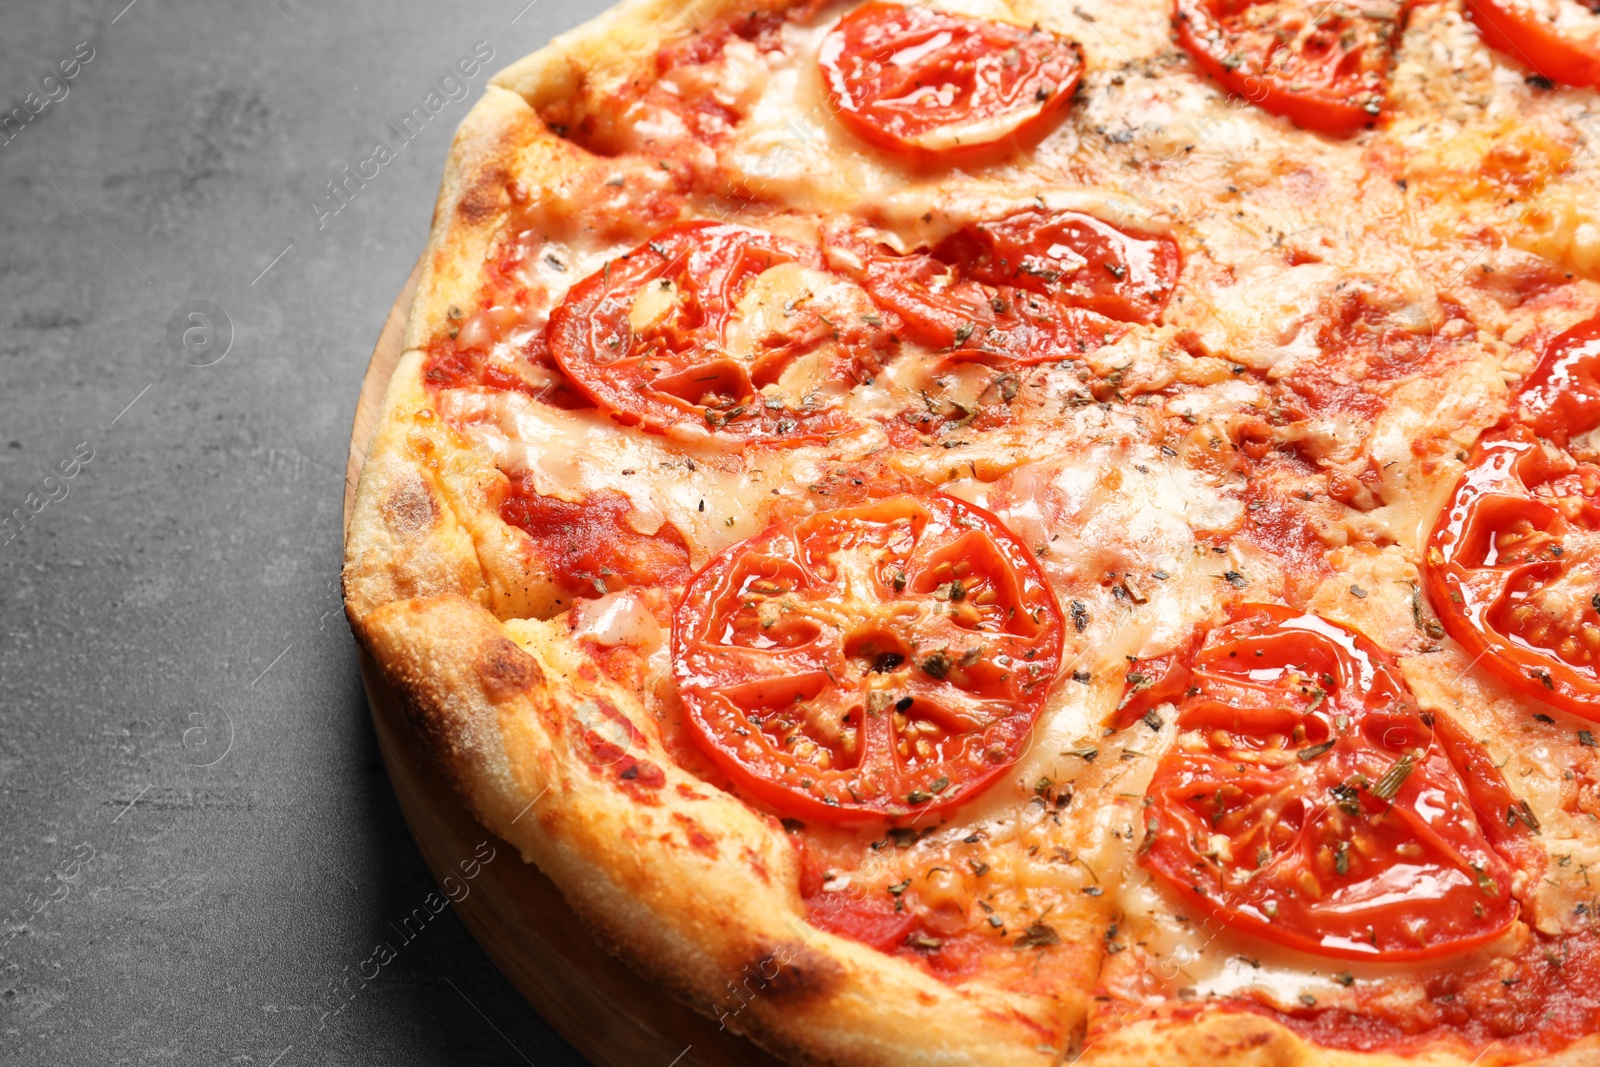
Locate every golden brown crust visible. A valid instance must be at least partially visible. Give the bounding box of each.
[488,0,790,118]
[342,357,488,621]
[404,86,543,354]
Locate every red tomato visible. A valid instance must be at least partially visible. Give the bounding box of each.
[934,209,1181,325]
[672,492,1064,822]
[1423,313,1600,718]
[1113,636,1201,729]
[1466,0,1600,87]
[1172,0,1400,136]
[1513,312,1600,448]
[546,221,888,439]
[1424,426,1600,718]
[862,252,1130,365]
[818,2,1084,156]
[804,881,918,950]
[1140,605,1520,961]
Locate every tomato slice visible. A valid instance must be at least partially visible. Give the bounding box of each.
[1466,0,1600,87]
[672,491,1064,822]
[862,252,1130,365]
[1140,605,1520,961]
[933,209,1181,325]
[818,2,1085,156]
[1172,0,1400,136]
[546,221,891,439]
[1424,313,1600,718]
[1424,426,1600,718]
[1513,312,1600,449]
[1114,636,1201,729]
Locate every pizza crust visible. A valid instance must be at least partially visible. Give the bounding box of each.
[344,0,1600,1061]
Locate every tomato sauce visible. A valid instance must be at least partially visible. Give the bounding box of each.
[796,830,994,982]
[1273,288,1458,425]
[1233,483,1335,601]
[423,333,590,409]
[658,8,788,69]
[880,397,1013,448]
[498,478,691,600]
[1249,926,1600,1059]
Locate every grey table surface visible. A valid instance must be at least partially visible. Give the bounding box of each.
[0,1,616,1062]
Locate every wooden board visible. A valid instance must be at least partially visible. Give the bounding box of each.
[343,263,783,1067]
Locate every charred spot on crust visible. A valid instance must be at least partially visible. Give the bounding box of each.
[456,165,512,224]
[381,474,440,536]
[478,635,544,701]
[742,941,843,1003]
[615,757,666,800]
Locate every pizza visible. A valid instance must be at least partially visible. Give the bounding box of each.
[340,0,1600,1061]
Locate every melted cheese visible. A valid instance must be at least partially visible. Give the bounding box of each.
[572,590,666,648]
[439,387,869,561]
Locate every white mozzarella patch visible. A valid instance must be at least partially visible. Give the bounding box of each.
[571,590,666,651]
[904,101,1053,154]
[1341,356,1508,552]
[1182,260,1343,373]
[629,277,680,331]
[437,387,849,563]
[943,440,1246,736]
[1113,874,1518,1006]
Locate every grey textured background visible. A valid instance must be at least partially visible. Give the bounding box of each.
[0,1,613,1062]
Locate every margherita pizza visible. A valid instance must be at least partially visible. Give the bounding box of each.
[342,0,1600,1061]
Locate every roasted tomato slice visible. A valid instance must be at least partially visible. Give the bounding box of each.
[1513,312,1600,449]
[1425,314,1600,718]
[1140,605,1520,961]
[862,253,1130,365]
[1466,0,1600,87]
[1424,427,1600,718]
[1114,633,1202,729]
[818,2,1085,156]
[672,491,1064,822]
[1172,0,1400,136]
[546,221,892,439]
[934,209,1181,325]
